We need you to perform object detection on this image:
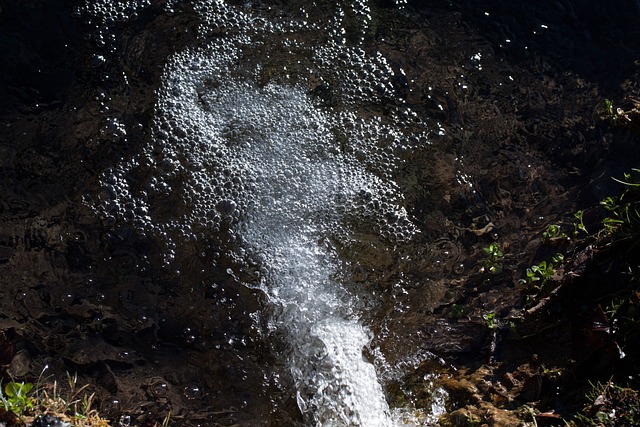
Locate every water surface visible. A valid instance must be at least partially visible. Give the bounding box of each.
[0,0,639,425]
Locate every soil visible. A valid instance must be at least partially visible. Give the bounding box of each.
[0,0,639,426]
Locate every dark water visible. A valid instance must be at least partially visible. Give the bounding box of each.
[0,0,639,425]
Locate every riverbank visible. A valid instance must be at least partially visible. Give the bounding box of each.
[395,101,640,426]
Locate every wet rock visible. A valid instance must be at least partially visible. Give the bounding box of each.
[440,403,525,427]
[440,407,482,427]
[0,407,20,427]
[6,350,32,378]
[439,375,480,405]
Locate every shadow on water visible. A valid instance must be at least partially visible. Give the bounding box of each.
[0,1,81,115]
[405,0,640,94]
[0,0,639,426]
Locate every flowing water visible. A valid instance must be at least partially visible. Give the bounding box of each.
[88,1,434,425]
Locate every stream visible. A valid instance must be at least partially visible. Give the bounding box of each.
[1,0,639,426]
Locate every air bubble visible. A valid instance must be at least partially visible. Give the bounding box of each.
[150,381,169,397]
[183,384,203,400]
[90,54,106,68]
[60,293,75,305]
[117,415,131,427]
[101,398,121,415]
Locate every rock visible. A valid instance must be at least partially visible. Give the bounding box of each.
[440,403,526,427]
[440,407,483,427]
[440,375,481,405]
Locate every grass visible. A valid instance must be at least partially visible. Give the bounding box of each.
[569,379,640,427]
[599,169,640,253]
[0,372,170,427]
[562,167,640,425]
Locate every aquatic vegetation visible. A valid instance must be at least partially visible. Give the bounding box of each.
[602,98,630,126]
[520,254,563,291]
[542,224,567,241]
[599,98,640,143]
[523,260,553,287]
[518,253,565,307]
[482,312,498,330]
[481,242,503,274]
[573,210,588,236]
[601,99,640,137]
[449,303,465,319]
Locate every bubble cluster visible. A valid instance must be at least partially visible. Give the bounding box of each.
[194,0,273,37]
[82,0,152,25]
[89,1,429,425]
[315,45,398,107]
[93,33,418,259]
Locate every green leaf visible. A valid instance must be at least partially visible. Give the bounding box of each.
[5,382,33,399]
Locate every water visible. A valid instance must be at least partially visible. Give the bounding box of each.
[4,0,632,424]
[89,1,431,424]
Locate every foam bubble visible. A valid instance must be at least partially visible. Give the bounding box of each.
[83,0,152,26]
[89,1,430,424]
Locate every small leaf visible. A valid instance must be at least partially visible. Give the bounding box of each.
[5,382,32,398]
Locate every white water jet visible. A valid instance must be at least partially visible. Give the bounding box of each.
[204,70,403,426]
[155,42,410,424]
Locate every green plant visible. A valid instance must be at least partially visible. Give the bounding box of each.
[542,224,567,241]
[602,99,634,126]
[519,254,563,291]
[482,242,503,274]
[604,298,624,319]
[570,379,640,427]
[0,381,35,417]
[483,312,498,329]
[525,261,553,285]
[599,169,640,249]
[0,371,172,426]
[573,210,588,236]
[450,304,464,319]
